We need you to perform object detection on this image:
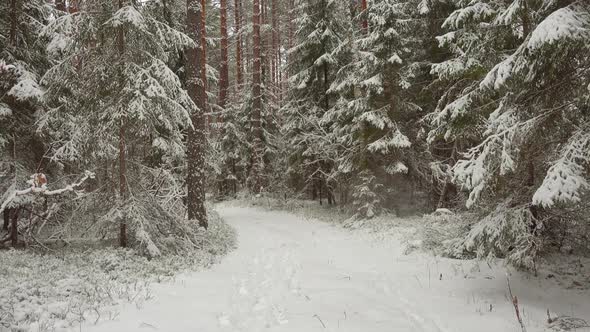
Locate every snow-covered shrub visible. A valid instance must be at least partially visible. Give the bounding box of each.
[0,206,235,331]
[94,197,235,259]
[418,209,472,255]
[351,171,384,219]
[444,202,541,269]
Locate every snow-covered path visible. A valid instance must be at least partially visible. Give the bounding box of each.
[85,205,590,332]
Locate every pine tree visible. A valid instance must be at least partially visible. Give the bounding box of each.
[323,0,419,217]
[0,0,53,247]
[40,0,201,253]
[283,0,349,203]
[250,0,264,193]
[187,0,209,228]
[427,0,590,268]
[219,0,230,112]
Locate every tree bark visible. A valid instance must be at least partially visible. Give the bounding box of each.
[201,0,211,127]
[437,140,458,209]
[55,0,66,12]
[361,0,368,34]
[117,0,128,248]
[10,208,20,247]
[219,0,229,112]
[9,0,18,47]
[251,0,264,193]
[3,209,9,231]
[186,0,208,228]
[68,0,79,13]
[271,0,278,91]
[234,0,243,87]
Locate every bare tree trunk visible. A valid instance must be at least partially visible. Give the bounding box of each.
[10,208,19,247]
[260,0,268,89]
[68,0,78,13]
[287,0,294,52]
[186,0,208,228]
[201,0,211,128]
[234,0,243,87]
[9,0,18,47]
[117,0,128,248]
[3,209,9,231]
[232,159,237,196]
[219,0,229,112]
[437,140,457,209]
[250,0,264,193]
[318,177,323,206]
[361,0,368,34]
[55,0,66,12]
[276,0,283,101]
[270,0,277,92]
[286,0,294,95]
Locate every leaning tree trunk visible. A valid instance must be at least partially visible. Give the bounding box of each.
[186,0,208,228]
[250,0,264,193]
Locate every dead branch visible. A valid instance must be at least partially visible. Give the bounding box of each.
[507,275,527,332]
[0,171,95,214]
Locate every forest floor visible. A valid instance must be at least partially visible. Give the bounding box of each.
[80,203,590,332]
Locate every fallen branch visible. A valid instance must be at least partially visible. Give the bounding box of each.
[0,171,95,214]
[313,314,326,328]
[507,275,527,332]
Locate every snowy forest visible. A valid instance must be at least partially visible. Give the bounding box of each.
[1,0,590,331]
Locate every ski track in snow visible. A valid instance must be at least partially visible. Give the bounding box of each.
[84,205,590,332]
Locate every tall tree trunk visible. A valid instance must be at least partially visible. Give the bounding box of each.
[276,0,284,102]
[361,0,368,34]
[323,64,329,112]
[55,0,66,12]
[271,0,277,92]
[271,0,282,101]
[234,0,243,87]
[287,0,294,96]
[201,0,211,128]
[10,208,19,247]
[3,209,10,231]
[68,0,79,13]
[186,0,208,228]
[287,0,294,51]
[117,0,128,248]
[9,0,18,47]
[251,0,263,193]
[437,140,458,209]
[260,0,268,88]
[219,0,229,112]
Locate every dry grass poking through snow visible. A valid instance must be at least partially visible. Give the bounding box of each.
[0,208,236,332]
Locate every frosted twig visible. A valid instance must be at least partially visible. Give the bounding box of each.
[313,314,326,328]
[0,171,95,214]
[507,275,527,332]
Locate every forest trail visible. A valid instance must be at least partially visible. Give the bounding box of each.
[84,205,590,332]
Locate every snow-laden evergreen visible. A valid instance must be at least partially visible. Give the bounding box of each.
[39,1,200,257]
[426,0,590,267]
[282,0,351,205]
[324,0,418,217]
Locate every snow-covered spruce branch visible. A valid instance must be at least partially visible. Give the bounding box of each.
[0,171,95,214]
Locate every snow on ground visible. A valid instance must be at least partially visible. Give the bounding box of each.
[81,205,590,332]
[0,209,234,332]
